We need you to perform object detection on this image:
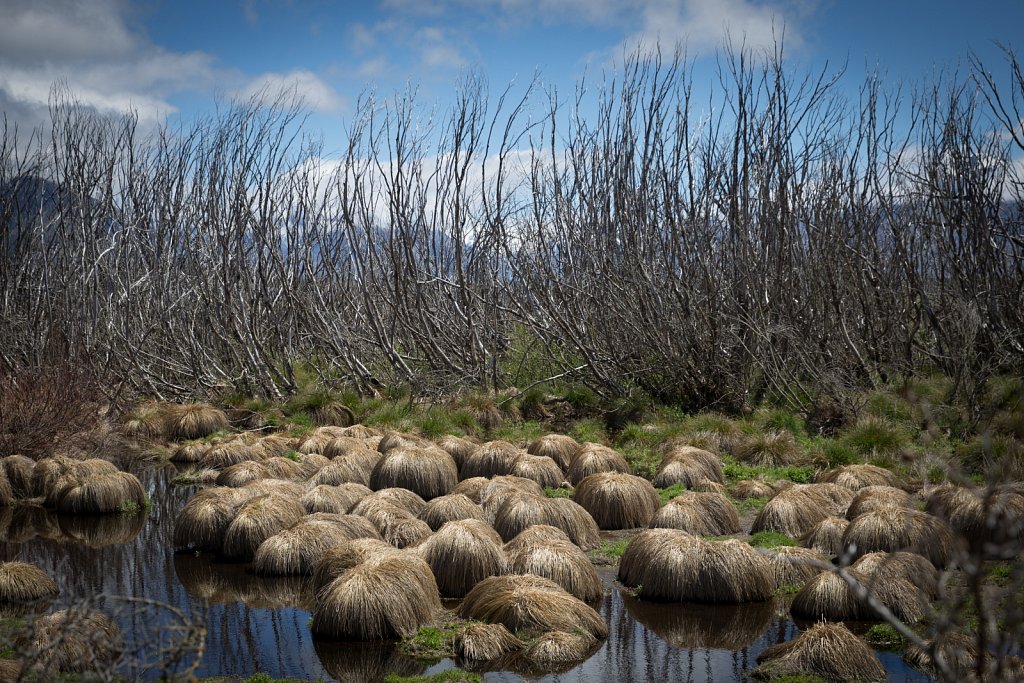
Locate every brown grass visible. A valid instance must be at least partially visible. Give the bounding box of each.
[853,551,941,600]
[572,472,659,530]
[164,403,229,441]
[369,446,458,500]
[215,461,270,487]
[308,456,371,487]
[732,479,776,499]
[458,574,608,640]
[0,561,59,602]
[846,485,913,519]
[926,484,1024,553]
[764,546,828,588]
[417,493,489,531]
[311,553,440,640]
[171,442,211,463]
[619,530,774,603]
[460,440,526,479]
[29,608,123,674]
[173,488,247,551]
[31,455,76,502]
[261,456,304,481]
[377,431,426,454]
[310,538,402,593]
[506,536,602,602]
[202,441,264,469]
[790,569,868,621]
[653,445,724,488]
[751,487,832,537]
[221,493,306,560]
[352,499,432,548]
[435,434,479,470]
[251,519,356,576]
[566,444,631,486]
[751,622,885,682]
[817,463,901,490]
[479,476,546,516]
[301,483,371,514]
[492,495,600,548]
[734,430,802,467]
[527,434,580,471]
[648,491,740,535]
[352,487,427,516]
[842,507,956,567]
[799,516,850,557]
[415,518,509,598]
[455,623,522,661]
[451,476,489,503]
[509,454,565,489]
[524,630,599,667]
[503,524,572,555]
[2,454,36,498]
[56,471,145,514]
[241,478,305,498]
[298,426,348,454]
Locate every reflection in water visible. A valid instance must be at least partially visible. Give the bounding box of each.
[0,463,935,682]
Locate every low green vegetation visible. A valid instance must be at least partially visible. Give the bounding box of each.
[544,487,572,498]
[722,462,815,485]
[657,483,686,504]
[589,538,631,563]
[733,496,770,514]
[384,669,482,683]
[863,623,908,650]
[400,624,462,660]
[748,532,797,548]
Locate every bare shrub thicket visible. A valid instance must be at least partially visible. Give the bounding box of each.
[0,45,1021,412]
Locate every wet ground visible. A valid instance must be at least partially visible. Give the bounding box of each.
[0,462,933,681]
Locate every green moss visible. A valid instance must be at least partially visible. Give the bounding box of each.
[748,531,796,548]
[657,483,686,504]
[986,562,1014,586]
[399,624,461,660]
[863,623,908,650]
[384,669,482,683]
[544,487,572,498]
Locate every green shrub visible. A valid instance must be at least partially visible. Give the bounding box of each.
[756,408,806,434]
[841,417,909,456]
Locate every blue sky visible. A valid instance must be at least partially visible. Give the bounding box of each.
[1,0,1022,152]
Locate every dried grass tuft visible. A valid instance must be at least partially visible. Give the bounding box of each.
[221,493,305,560]
[460,441,526,479]
[841,507,956,567]
[0,561,59,602]
[301,483,371,514]
[455,623,522,661]
[763,545,828,588]
[509,454,565,489]
[527,434,580,471]
[2,454,36,498]
[435,435,479,469]
[369,446,458,500]
[732,479,776,499]
[30,609,123,674]
[492,494,600,548]
[572,472,659,530]
[450,476,490,503]
[506,536,602,602]
[415,519,508,597]
[503,524,572,555]
[566,444,631,485]
[251,519,356,576]
[846,485,913,520]
[173,487,247,551]
[56,471,145,515]
[524,630,599,667]
[164,403,228,441]
[648,491,740,535]
[215,461,270,487]
[652,445,724,488]
[817,463,900,491]
[352,499,432,548]
[751,487,832,537]
[751,622,885,682]
[310,538,402,593]
[479,476,545,516]
[417,493,489,531]
[352,487,427,516]
[799,516,851,557]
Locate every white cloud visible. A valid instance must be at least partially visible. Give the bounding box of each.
[625,0,794,55]
[240,70,349,115]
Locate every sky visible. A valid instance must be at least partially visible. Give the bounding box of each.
[1,0,1023,154]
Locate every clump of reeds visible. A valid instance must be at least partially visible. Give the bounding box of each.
[415,519,508,598]
[841,507,956,567]
[173,487,248,552]
[29,608,123,674]
[310,538,402,593]
[732,479,776,499]
[417,493,489,531]
[0,561,59,602]
[925,484,1024,552]
[648,491,740,536]
[2,454,36,498]
[503,524,572,555]
[751,622,885,682]
[369,446,458,500]
[352,487,427,516]
[763,546,828,588]
[455,623,522,662]
[478,476,546,516]
[846,485,913,519]
[458,574,608,640]
[509,454,565,489]
[652,445,724,489]
[221,494,305,560]
[308,456,371,487]
[164,403,228,441]
[492,494,600,548]
[524,630,599,668]
[300,483,371,514]
[505,534,602,602]
[751,487,832,537]
[817,463,900,491]
[56,471,145,515]
[352,498,432,548]
[460,441,526,479]
[435,434,479,470]
[310,553,440,640]
[215,461,270,487]
[799,516,851,558]
[251,519,356,576]
[528,434,580,471]
[572,472,659,530]
[734,430,802,467]
[566,444,631,486]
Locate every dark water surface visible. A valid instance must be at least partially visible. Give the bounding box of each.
[0,464,933,682]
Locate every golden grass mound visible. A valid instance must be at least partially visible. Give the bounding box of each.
[506,536,602,602]
[310,538,402,593]
[926,484,1024,553]
[165,403,228,441]
[0,561,58,602]
[353,487,427,516]
[322,436,373,459]
[846,485,913,519]
[573,472,659,530]
[311,553,440,640]
[764,546,828,588]
[416,519,508,598]
[791,562,928,623]
[460,440,525,479]
[649,491,740,535]
[734,430,802,467]
[2,454,35,498]
[221,494,305,560]
[171,442,210,463]
[479,476,546,515]
[817,463,900,491]
[252,519,358,576]
[853,551,940,600]
[173,488,248,551]
[31,456,77,502]
[751,487,832,537]
[376,431,426,454]
[455,622,522,661]
[509,455,565,489]
[566,444,631,486]
[733,479,776,499]
[301,483,371,514]
[751,622,885,682]
[492,495,600,548]
[30,608,123,674]
[241,478,304,498]
[352,499,432,548]
[458,574,608,640]
[527,434,580,471]
[369,446,458,500]
[435,435,479,470]
[503,524,572,555]
[524,630,599,667]
[216,461,270,487]
[842,507,956,567]
[56,471,145,515]
[652,445,724,489]
[309,456,371,487]
[261,456,304,481]
[202,441,264,469]
[619,530,774,603]
[450,476,489,503]
[800,516,851,557]
[298,426,346,454]
[901,632,1024,680]
[417,493,489,531]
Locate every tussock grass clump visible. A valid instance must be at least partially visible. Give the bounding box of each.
[458,574,608,640]
[353,499,432,548]
[311,553,441,640]
[509,454,565,489]
[751,487,832,537]
[817,463,901,490]
[853,551,940,600]
[733,479,776,499]
[2,454,36,498]
[506,536,602,601]
[846,485,913,519]
[460,440,525,479]
[353,487,427,516]
[619,529,774,603]
[799,516,851,557]
[301,483,371,514]
[221,493,305,560]
[309,456,371,487]
[261,456,304,481]
[215,461,270,487]
[30,608,124,674]
[31,455,77,501]
[369,446,458,500]
[435,434,479,469]
[455,622,522,661]
[734,430,802,467]
[903,632,995,679]
[791,561,929,623]
[566,444,631,485]
[573,472,659,529]
[418,493,489,531]
[202,441,264,469]
[648,491,740,536]
[479,475,545,515]
[416,519,508,598]
[298,426,347,454]
[241,478,304,498]
[0,561,59,602]
[57,471,145,515]
[173,487,247,551]
[164,403,229,441]
[251,519,355,576]
[524,630,599,667]
[0,470,12,507]
[310,538,402,593]
[925,484,1024,551]
[377,431,426,454]
[652,447,725,489]
[763,545,828,588]
[492,494,600,548]
[322,435,375,459]
[122,403,167,441]
[503,524,572,554]
[450,476,489,503]
[527,434,580,471]
[842,507,956,567]
[751,622,885,682]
